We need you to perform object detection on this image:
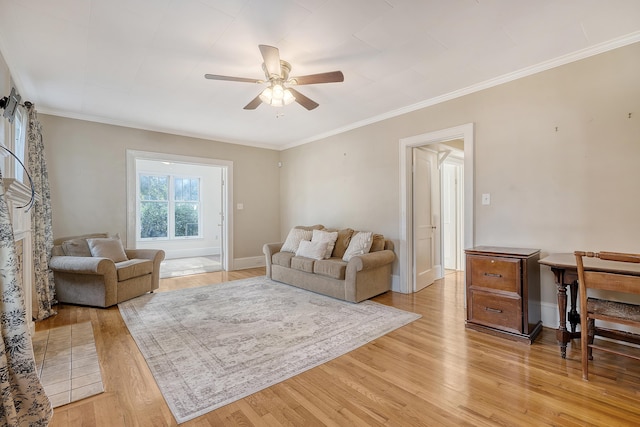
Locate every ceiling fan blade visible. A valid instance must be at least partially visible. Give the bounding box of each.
[205,74,262,83]
[259,45,282,78]
[289,71,344,85]
[288,88,319,110]
[243,94,263,110]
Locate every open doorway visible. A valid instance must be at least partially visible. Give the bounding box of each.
[441,143,464,272]
[398,123,474,294]
[126,150,234,272]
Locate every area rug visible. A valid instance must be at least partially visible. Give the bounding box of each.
[160,256,221,278]
[119,276,420,423]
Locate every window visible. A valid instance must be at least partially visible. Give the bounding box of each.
[138,174,201,239]
[173,177,200,237]
[13,108,26,182]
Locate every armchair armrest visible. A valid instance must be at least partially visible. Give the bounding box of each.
[125,249,165,292]
[347,250,395,272]
[125,249,165,264]
[49,256,115,275]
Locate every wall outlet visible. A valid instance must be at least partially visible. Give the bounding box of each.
[482,193,491,205]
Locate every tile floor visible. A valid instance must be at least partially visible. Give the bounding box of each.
[32,321,104,407]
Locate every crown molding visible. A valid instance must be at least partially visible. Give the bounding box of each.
[282,31,640,151]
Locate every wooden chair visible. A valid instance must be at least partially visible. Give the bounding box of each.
[575,251,640,380]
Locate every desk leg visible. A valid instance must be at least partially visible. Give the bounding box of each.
[568,280,580,333]
[552,268,570,358]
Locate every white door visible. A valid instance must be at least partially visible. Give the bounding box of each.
[442,162,458,270]
[413,147,441,291]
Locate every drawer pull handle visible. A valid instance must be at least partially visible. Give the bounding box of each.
[485,307,503,313]
[484,272,502,278]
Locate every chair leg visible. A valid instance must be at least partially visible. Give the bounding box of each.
[587,318,595,360]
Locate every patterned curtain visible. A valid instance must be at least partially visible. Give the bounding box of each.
[0,169,52,425]
[27,106,56,320]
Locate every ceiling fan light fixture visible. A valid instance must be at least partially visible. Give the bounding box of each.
[259,84,295,107]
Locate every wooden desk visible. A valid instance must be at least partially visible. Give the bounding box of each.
[539,253,640,358]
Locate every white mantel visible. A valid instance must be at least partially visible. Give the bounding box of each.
[3,177,36,336]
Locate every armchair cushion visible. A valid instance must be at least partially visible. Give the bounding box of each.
[115,259,153,281]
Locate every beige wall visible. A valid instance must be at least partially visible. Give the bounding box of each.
[38,115,281,261]
[280,42,640,324]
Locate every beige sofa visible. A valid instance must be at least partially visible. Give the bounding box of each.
[263,226,395,302]
[49,233,165,307]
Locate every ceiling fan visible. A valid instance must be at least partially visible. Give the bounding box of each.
[205,45,344,111]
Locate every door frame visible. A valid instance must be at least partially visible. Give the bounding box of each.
[398,123,474,294]
[126,150,234,271]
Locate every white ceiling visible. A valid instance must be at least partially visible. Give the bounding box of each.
[0,1,639,150]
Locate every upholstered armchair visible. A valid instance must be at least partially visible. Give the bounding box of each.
[49,233,165,308]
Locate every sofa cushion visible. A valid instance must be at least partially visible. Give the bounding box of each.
[62,238,93,257]
[281,228,313,253]
[343,231,374,261]
[328,228,354,259]
[314,259,348,280]
[295,240,329,260]
[291,256,315,273]
[272,251,295,268]
[115,259,153,281]
[370,234,385,252]
[312,229,339,259]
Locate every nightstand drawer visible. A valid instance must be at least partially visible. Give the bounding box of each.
[469,255,520,293]
[469,290,522,334]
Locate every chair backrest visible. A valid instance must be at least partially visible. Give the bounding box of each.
[575,251,640,295]
[575,250,640,380]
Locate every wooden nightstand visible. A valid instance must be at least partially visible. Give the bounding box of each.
[465,246,542,343]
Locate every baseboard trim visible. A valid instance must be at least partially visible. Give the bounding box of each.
[164,247,220,260]
[391,274,403,293]
[541,301,560,330]
[234,256,265,270]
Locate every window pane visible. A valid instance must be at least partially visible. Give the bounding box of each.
[175,177,183,201]
[140,201,168,238]
[140,175,168,201]
[174,177,199,201]
[190,179,199,200]
[175,202,198,237]
[14,110,25,183]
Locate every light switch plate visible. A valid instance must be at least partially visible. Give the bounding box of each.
[482,193,490,205]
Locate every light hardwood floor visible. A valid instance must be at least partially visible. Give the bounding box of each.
[39,269,640,426]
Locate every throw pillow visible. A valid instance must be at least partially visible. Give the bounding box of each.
[370,234,386,252]
[328,228,354,258]
[61,238,93,257]
[342,231,374,262]
[294,224,324,231]
[295,240,329,260]
[87,237,129,262]
[280,228,313,253]
[311,229,339,259]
